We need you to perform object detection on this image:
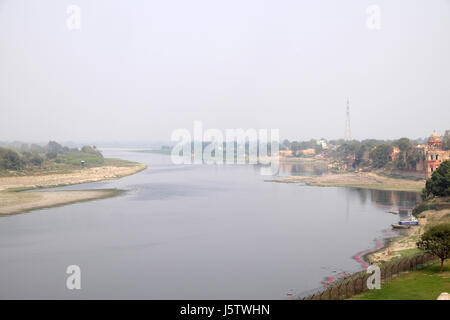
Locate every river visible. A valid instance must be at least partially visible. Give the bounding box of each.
[0,149,421,299]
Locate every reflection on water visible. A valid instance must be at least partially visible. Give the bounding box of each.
[0,149,421,299]
[349,188,421,211]
[281,162,420,211]
[278,161,328,176]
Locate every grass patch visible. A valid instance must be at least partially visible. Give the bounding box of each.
[352,261,450,300]
[395,248,423,260]
[381,172,425,182]
[103,158,141,167]
[55,151,104,167]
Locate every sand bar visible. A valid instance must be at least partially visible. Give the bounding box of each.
[0,164,146,216]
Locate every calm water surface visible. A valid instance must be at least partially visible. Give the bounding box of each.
[0,149,421,299]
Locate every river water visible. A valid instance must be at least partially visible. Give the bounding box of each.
[0,149,421,299]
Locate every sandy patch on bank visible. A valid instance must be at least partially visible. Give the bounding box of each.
[0,190,122,215]
[0,164,146,191]
[0,164,146,216]
[268,172,425,192]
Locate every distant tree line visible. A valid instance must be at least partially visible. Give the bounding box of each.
[281,135,435,171]
[0,141,102,171]
[282,139,323,157]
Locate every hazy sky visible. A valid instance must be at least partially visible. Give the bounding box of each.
[1,0,449,143]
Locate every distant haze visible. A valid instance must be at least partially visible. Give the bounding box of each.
[1,0,449,143]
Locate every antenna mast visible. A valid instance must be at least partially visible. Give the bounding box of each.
[345,98,352,141]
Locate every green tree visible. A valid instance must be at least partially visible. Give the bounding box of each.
[423,160,450,198]
[290,141,300,156]
[46,151,57,159]
[417,223,450,272]
[30,154,44,166]
[282,139,290,148]
[369,144,393,168]
[443,130,450,150]
[394,152,407,170]
[46,141,71,155]
[0,147,24,170]
[81,145,103,157]
[395,137,412,152]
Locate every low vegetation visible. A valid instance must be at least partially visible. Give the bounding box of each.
[417,224,450,272]
[352,261,450,300]
[0,141,119,176]
[415,164,450,271]
[282,131,450,176]
[359,165,450,299]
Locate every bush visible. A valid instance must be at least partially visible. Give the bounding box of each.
[81,146,103,157]
[30,154,44,166]
[47,141,69,155]
[370,144,393,169]
[0,147,24,170]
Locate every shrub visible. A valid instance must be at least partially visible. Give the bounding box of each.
[0,147,24,170]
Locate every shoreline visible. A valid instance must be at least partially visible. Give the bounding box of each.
[267,171,425,192]
[0,189,125,216]
[0,162,146,216]
[366,201,450,264]
[270,168,428,292]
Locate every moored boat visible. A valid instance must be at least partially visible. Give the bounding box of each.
[398,216,419,226]
[391,223,411,229]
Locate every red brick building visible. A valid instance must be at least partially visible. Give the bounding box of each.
[425,132,450,178]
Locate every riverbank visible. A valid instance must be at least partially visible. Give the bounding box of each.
[268,171,425,192]
[0,161,146,216]
[304,198,450,300]
[366,197,450,264]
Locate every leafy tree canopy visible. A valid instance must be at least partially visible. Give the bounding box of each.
[417,223,450,272]
[424,160,450,198]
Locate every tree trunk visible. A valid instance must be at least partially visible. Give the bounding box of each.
[441,259,444,272]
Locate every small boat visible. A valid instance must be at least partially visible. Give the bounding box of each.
[398,216,419,226]
[392,223,411,229]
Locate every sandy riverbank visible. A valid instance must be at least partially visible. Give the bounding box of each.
[268,171,425,192]
[0,163,146,216]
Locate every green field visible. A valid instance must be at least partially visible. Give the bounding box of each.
[55,151,105,166]
[352,261,450,300]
